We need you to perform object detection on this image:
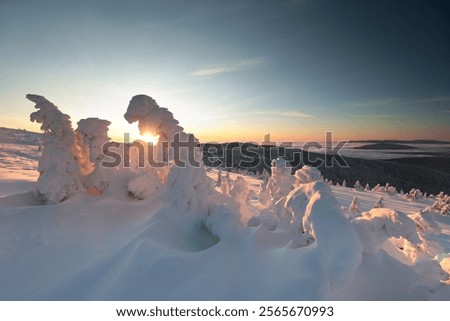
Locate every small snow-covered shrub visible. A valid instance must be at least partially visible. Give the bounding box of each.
[352,208,420,254]
[127,170,161,200]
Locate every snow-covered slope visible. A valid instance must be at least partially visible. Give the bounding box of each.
[0,129,449,300]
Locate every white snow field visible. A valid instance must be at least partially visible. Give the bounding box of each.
[1,96,450,301]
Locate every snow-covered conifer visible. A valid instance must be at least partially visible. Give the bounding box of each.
[293,165,321,187]
[76,118,112,193]
[374,196,384,208]
[257,181,271,206]
[349,196,360,213]
[216,168,222,187]
[124,95,209,214]
[372,184,381,192]
[225,170,232,185]
[354,180,363,191]
[28,94,82,204]
[266,158,294,201]
[220,175,230,195]
[229,176,250,216]
[230,176,249,204]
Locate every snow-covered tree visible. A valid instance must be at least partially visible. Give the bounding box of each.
[354,180,364,191]
[28,94,82,204]
[230,176,250,204]
[257,181,271,206]
[293,165,321,187]
[124,95,182,144]
[372,184,381,192]
[76,118,112,193]
[225,170,232,185]
[260,168,270,182]
[387,185,397,195]
[374,196,384,208]
[411,188,423,200]
[124,95,210,214]
[220,177,230,195]
[364,183,370,191]
[216,168,222,187]
[349,196,360,213]
[267,158,294,201]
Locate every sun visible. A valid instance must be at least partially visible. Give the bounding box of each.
[141,133,160,144]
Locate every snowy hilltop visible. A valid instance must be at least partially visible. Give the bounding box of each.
[0,94,449,300]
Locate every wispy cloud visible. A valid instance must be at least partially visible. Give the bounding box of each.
[411,96,450,105]
[353,114,396,119]
[345,96,450,109]
[191,57,267,77]
[256,110,315,118]
[345,98,400,109]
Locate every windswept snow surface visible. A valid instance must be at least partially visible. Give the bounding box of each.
[1,138,450,300]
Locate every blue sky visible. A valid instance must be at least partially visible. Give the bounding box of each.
[1,0,449,142]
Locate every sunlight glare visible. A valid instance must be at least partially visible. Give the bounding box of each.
[141,133,160,144]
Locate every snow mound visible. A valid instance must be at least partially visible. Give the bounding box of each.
[286,181,363,287]
[352,208,420,253]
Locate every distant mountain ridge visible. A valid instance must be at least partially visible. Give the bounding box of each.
[353,143,414,150]
[350,139,450,144]
[0,127,42,145]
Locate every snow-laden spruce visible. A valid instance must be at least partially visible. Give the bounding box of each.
[124,94,210,214]
[266,157,294,201]
[76,118,112,193]
[28,94,82,204]
[293,165,321,186]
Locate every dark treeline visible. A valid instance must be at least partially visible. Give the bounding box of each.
[202,143,450,195]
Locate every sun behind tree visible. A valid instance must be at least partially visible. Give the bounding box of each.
[141,133,159,144]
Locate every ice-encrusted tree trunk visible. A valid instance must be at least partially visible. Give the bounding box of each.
[28,94,82,204]
[76,118,112,193]
[124,95,210,214]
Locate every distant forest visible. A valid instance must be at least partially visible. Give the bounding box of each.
[202,143,450,195]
